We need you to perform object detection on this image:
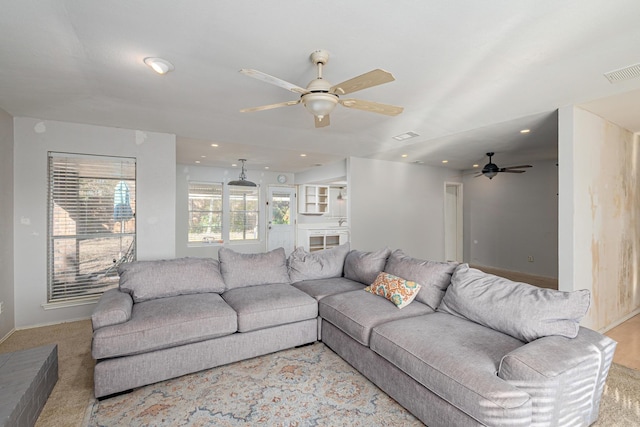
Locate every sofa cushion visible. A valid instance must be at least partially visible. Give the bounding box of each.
[91,288,133,330]
[218,247,290,290]
[319,289,432,346]
[365,272,421,309]
[92,293,237,359]
[118,257,226,302]
[438,264,591,342]
[383,249,457,310]
[222,283,318,333]
[371,313,530,424]
[288,243,350,282]
[343,247,391,285]
[292,277,365,301]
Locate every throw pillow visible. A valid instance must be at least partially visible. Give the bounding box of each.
[343,247,391,285]
[384,249,458,310]
[288,243,350,283]
[218,247,290,290]
[118,257,225,303]
[437,264,591,342]
[364,272,422,309]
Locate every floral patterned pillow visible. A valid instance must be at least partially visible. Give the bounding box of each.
[364,272,422,309]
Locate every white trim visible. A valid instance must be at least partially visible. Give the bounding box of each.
[16,316,92,331]
[0,328,16,345]
[598,308,640,334]
[41,296,99,311]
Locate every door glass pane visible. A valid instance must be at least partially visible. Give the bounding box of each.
[271,192,291,225]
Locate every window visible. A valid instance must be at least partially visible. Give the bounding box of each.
[47,153,136,303]
[188,182,223,243]
[229,185,259,241]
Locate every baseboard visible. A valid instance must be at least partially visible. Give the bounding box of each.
[598,307,640,334]
[15,316,91,331]
[0,327,16,345]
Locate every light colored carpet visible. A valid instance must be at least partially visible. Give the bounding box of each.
[1,319,639,426]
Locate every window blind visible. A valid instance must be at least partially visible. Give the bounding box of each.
[188,182,223,243]
[47,152,136,303]
[229,185,259,241]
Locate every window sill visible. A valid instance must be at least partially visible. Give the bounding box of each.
[41,297,100,311]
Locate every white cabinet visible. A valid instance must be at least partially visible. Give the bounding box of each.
[299,185,329,215]
[297,229,349,252]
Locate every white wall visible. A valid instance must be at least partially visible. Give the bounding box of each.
[349,157,461,260]
[463,159,558,277]
[175,164,294,258]
[0,109,15,340]
[558,106,640,331]
[13,118,176,328]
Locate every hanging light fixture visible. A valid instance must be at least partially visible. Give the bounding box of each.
[228,159,257,187]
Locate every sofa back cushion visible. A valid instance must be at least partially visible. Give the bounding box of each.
[383,249,457,310]
[218,247,290,289]
[438,264,591,342]
[343,247,391,285]
[288,243,350,282]
[118,257,225,303]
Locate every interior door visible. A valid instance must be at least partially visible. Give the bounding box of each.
[267,186,296,255]
[444,182,463,262]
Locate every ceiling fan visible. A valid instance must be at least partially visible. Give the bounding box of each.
[239,49,403,128]
[476,152,532,179]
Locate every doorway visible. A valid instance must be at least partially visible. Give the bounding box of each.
[444,182,463,262]
[267,186,296,255]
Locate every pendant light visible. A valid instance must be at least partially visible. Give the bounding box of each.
[228,159,257,187]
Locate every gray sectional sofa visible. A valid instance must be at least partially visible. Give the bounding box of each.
[91,244,616,426]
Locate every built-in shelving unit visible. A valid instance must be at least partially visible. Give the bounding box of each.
[299,185,329,215]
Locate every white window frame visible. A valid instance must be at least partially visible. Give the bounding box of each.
[228,185,260,242]
[188,181,223,244]
[47,152,136,304]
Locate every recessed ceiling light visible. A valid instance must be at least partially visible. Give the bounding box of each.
[473,164,479,168]
[232,163,237,167]
[300,154,307,157]
[264,166,269,170]
[143,57,174,75]
[442,160,449,164]
[520,129,531,134]
[401,154,408,158]
[211,143,219,147]
[195,160,201,164]
[200,155,206,158]
[393,132,419,141]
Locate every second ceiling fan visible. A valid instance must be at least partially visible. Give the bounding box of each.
[239,49,403,128]
[476,152,532,179]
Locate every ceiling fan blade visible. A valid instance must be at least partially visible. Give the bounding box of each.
[474,173,484,177]
[330,69,395,95]
[500,169,526,173]
[339,98,403,116]
[502,165,532,170]
[240,99,300,113]
[239,69,308,94]
[315,115,330,128]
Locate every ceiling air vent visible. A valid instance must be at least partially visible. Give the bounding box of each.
[604,63,640,83]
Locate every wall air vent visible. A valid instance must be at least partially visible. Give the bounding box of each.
[604,63,640,83]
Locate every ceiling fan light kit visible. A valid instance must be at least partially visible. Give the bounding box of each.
[143,57,174,75]
[477,152,532,179]
[239,49,403,127]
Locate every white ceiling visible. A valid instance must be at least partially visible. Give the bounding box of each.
[1,1,640,173]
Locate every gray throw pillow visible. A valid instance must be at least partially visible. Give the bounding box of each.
[118,257,225,303]
[288,243,350,283]
[438,264,591,342]
[344,247,391,285]
[383,249,458,310]
[218,247,290,289]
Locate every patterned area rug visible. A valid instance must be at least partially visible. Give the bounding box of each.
[85,343,423,426]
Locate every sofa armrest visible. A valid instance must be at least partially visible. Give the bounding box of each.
[498,327,617,426]
[91,288,133,330]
